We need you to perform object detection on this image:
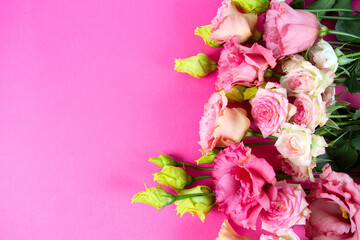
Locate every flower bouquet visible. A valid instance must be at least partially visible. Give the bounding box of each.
[132,0,360,239]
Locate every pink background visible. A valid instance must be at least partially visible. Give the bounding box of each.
[0,0,360,239]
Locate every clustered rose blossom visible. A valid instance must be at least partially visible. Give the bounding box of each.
[210,0,258,44]
[216,37,276,91]
[306,165,360,239]
[250,83,295,138]
[199,91,250,154]
[264,0,320,59]
[213,142,276,229]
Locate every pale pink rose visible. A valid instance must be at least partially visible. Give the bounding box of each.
[282,158,315,182]
[213,142,276,230]
[216,37,276,91]
[264,0,320,59]
[306,164,360,239]
[281,55,305,73]
[280,58,335,97]
[322,85,336,107]
[274,123,327,167]
[216,219,252,240]
[260,181,310,233]
[250,84,295,138]
[309,39,338,71]
[291,93,328,132]
[210,0,258,44]
[260,229,300,240]
[199,91,250,154]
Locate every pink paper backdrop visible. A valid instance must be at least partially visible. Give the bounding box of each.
[0,0,360,239]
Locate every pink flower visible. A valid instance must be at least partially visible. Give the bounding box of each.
[213,142,276,230]
[199,91,250,154]
[260,229,300,240]
[264,0,320,59]
[216,219,253,240]
[260,181,310,233]
[291,93,328,132]
[322,85,336,107]
[250,83,296,138]
[282,158,315,182]
[309,39,338,72]
[306,165,360,239]
[210,0,258,44]
[275,123,327,169]
[280,57,334,97]
[216,37,276,91]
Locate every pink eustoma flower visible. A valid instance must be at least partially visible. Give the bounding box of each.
[210,0,258,44]
[264,0,320,59]
[306,165,360,239]
[260,181,310,233]
[199,91,250,154]
[213,142,276,230]
[216,37,276,91]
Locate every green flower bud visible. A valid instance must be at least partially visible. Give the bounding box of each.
[153,166,193,190]
[225,85,247,102]
[335,48,357,66]
[149,154,177,168]
[174,53,217,78]
[232,0,270,14]
[194,25,222,48]
[196,149,220,165]
[131,185,175,209]
[243,86,258,101]
[175,186,216,222]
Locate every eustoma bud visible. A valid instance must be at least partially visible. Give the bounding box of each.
[174,53,217,78]
[232,0,270,14]
[194,25,222,48]
[149,154,177,168]
[175,186,215,222]
[131,185,175,209]
[153,166,193,190]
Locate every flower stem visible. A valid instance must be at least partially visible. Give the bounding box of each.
[192,175,212,181]
[251,131,278,140]
[272,73,284,78]
[318,16,360,21]
[328,114,353,118]
[244,142,276,146]
[337,120,360,126]
[339,51,360,58]
[306,9,360,14]
[175,193,216,201]
[326,41,360,48]
[327,30,360,42]
[177,162,212,171]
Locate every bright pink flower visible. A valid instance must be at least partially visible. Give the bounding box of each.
[213,142,276,230]
[216,37,276,91]
[306,165,360,239]
[250,83,295,138]
[264,0,320,59]
[210,0,258,44]
[291,93,328,132]
[260,181,310,233]
[199,91,250,154]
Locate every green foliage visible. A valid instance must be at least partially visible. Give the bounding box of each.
[289,0,305,9]
[306,0,335,17]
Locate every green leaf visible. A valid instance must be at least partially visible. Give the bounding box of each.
[325,118,341,129]
[243,86,258,101]
[351,134,360,150]
[335,101,351,106]
[315,155,339,172]
[327,105,345,114]
[195,149,220,165]
[353,109,360,120]
[306,0,335,17]
[332,0,352,10]
[345,75,360,93]
[338,66,351,77]
[290,0,305,9]
[335,12,360,43]
[355,61,360,75]
[326,143,358,171]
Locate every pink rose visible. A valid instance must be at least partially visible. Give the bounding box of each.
[291,93,328,132]
[216,37,276,91]
[282,158,315,182]
[199,91,250,154]
[264,0,320,59]
[260,229,300,240]
[250,83,296,138]
[322,85,336,107]
[210,0,258,44]
[213,142,276,230]
[275,123,327,167]
[280,58,335,97]
[260,181,310,233]
[306,165,360,239]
